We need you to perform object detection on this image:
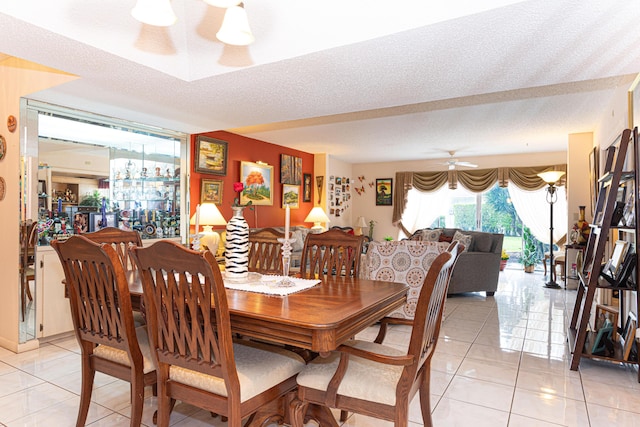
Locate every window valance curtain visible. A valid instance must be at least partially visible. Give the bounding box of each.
[392,164,567,225]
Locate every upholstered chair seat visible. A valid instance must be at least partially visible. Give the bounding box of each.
[170,340,305,401]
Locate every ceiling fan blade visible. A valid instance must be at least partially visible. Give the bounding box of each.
[456,161,478,168]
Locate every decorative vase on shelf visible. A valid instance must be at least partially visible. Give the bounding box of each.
[572,205,590,245]
[224,206,249,279]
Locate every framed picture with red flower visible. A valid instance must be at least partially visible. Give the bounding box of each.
[201,179,223,204]
[239,161,274,206]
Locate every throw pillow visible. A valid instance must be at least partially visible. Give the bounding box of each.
[421,228,442,242]
[453,231,472,252]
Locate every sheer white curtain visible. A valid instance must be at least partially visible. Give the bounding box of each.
[398,186,449,239]
[508,184,567,243]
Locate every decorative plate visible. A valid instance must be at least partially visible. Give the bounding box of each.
[0,134,5,161]
[144,223,156,236]
[7,115,16,133]
[0,177,5,201]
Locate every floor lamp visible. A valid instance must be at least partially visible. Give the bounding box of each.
[538,171,566,289]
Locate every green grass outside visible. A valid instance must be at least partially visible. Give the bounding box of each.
[502,236,522,252]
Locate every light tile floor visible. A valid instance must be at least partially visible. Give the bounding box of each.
[2,268,640,426]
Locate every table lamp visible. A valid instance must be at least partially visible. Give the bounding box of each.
[304,206,330,233]
[190,203,227,254]
[354,216,367,236]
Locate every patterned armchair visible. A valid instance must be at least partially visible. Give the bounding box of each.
[362,240,451,319]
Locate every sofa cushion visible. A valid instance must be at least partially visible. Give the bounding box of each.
[421,228,442,242]
[453,231,472,252]
[473,233,493,252]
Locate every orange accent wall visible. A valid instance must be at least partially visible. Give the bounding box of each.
[190,131,314,232]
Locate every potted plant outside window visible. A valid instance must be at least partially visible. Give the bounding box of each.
[522,226,538,273]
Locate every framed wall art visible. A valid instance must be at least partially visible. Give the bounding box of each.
[283,184,300,208]
[201,179,224,204]
[375,178,393,206]
[195,136,228,176]
[303,173,312,202]
[280,154,302,185]
[240,161,274,206]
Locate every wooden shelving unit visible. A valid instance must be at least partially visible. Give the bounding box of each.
[568,127,640,381]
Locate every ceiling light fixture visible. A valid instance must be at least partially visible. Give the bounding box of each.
[216,3,255,46]
[131,0,177,27]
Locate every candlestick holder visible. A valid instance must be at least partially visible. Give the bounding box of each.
[277,237,297,287]
[191,233,203,251]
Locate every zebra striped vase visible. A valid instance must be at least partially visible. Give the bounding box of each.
[224,206,249,279]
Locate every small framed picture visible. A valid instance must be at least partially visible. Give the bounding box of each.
[620,312,637,361]
[609,240,629,277]
[623,192,635,227]
[375,178,393,206]
[89,212,118,232]
[282,184,300,208]
[201,179,223,204]
[72,212,90,234]
[303,173,312,202]
[195,136,228,176]
[595,304,619,342]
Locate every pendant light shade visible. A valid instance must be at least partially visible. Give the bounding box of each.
[131,0,177,27]
[216,3,255,46]
[203,0,241,7]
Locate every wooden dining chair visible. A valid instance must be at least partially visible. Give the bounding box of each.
[83,226,143,271]
[248,227,284,274]
[292,242,462,427]
[19,220,38,320]
[299,228,365,279]
[51,235,157,427]
[83,227,146,316]
[130,240,306,427]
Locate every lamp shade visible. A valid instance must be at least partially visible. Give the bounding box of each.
[191,203,227,227]
[304,207,330,232]
[216,3,255,46]
[355,216,367,228]
[131,0,177,27]
[537,171,565,184]
[190,203,226,254]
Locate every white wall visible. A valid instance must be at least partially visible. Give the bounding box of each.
[567,133,594,226]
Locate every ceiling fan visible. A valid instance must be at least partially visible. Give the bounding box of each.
[442,151,478,170]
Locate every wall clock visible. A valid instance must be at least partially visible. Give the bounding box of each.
[0,177,5,201]
[0,134,5,161]
[7,115,16,133]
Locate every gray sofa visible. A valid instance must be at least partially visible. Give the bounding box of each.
[408,228,504,296]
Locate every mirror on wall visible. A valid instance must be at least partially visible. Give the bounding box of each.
[19,100,188,343]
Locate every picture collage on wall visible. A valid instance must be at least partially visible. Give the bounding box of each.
[328,175,352,217]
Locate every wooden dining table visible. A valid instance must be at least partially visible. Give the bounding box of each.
[127,271,408,355]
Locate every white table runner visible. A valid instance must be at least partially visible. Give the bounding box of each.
[222,273,320,296]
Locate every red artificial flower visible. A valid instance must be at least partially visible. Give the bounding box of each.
[233,182,244,193]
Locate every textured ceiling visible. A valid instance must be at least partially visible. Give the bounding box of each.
[1,0,640,165]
